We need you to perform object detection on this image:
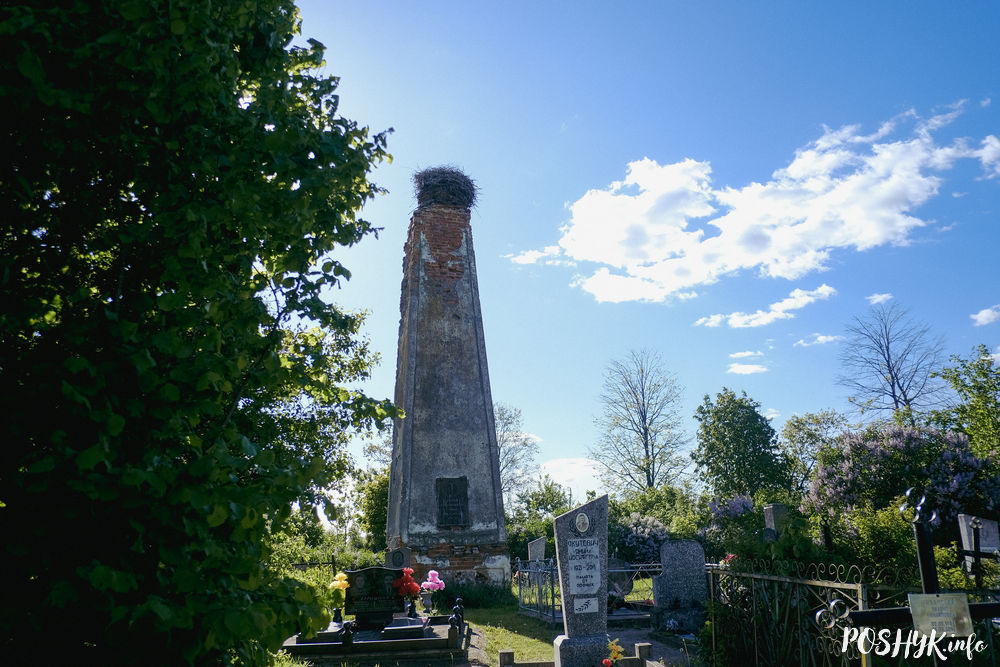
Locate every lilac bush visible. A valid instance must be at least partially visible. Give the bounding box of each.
[615,512,670,563]
[808,425,1000,527]
[708,495,754,519]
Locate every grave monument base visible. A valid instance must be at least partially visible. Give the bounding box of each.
[394,540,510,585]
[553,633,609,667]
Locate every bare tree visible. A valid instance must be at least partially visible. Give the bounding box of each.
[589,350,689,494]
[494,402,539,506]
[838,303,945,424]
[360,428,392,469]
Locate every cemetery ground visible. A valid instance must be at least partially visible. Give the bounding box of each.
[272,588,696,666]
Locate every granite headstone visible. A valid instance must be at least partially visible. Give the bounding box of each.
[652,540,708,633]
[344,567,405,631]
[553,495,609,667]
[527,536,546,562]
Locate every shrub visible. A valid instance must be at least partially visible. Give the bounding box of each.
[808,425,1000,535]
[437,580,517,609]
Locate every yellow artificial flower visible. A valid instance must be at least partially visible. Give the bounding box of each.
[330,572,350,591]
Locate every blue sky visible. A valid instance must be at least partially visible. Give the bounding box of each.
[297,1,1000,499]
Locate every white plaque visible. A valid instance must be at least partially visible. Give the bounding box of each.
[567,537,600,594]
[908,593,973,637]
[573,597,599,613]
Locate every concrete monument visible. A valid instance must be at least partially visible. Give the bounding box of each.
[386,168,508,583]
[553,495,609,667]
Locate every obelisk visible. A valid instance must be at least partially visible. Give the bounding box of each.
[386,168,508,583]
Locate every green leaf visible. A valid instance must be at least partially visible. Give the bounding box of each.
[77,444,108,471]
[206,504,227,527]
[106,413,126,436]
[160,383,181,402]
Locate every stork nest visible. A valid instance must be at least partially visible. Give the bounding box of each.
[413,166,478,209]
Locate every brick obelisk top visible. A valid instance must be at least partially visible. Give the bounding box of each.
[386,168,508,583]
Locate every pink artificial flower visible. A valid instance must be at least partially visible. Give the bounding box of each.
[421,570,446,591]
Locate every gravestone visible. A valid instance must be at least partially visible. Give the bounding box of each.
[385,546,412,569]
[764,503,788,542]
[527,536,546,562]
[344,567,405,631]
[607,557,633,607]
[651,540,707,633]
[386,168,509,584]
[957,513,1000,571]
[553,495,609,667]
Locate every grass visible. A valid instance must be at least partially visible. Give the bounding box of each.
[465,605,558,664]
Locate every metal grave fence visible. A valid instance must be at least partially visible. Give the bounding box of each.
[514,557,662,625]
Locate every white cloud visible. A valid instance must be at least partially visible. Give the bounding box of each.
[538,457,602,502]
[507,245,562,265]
[970,305,1000,327]
[866,292,894,305]
[695,284,836,328]
[990,347,1000,363]
[764,408,780,420]
[512,105,998,303]
[794,333,845,347]
[727,363,769,375]
[730,350,763,358]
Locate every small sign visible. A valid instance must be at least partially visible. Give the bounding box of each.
[908,593,973,637]
[567,537,600,594]
[574,597,599,614]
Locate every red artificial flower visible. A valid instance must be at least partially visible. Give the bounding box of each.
[603,660,613,666]
[392,568,421,598]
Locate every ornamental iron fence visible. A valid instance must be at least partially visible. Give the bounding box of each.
[706,559,999,667]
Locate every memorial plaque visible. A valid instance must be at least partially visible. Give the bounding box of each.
[567,537,600,594]
[435,476,469,528]
[908,593,973,637]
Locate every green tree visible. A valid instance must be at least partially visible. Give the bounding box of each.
[931,344,1000,459]
[692,388,791,501]
[613,484,704,539]
[512,474,573,520]
[780,409,850,497]
[282,507,327,549]
[589,350,689,493]
[506,475,572,567]
[1,1,395,663]
[357,468,390,553]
